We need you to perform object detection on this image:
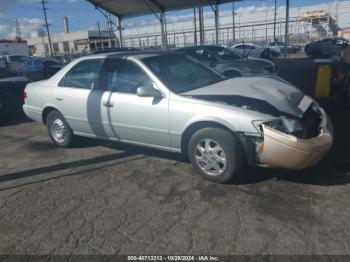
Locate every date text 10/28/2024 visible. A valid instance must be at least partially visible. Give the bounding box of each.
[127,256,219,261]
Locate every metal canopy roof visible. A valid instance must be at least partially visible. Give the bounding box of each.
[88,0,242,19]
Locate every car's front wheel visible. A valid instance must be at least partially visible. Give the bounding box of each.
[46,110,74,148]
[188,127,243,183]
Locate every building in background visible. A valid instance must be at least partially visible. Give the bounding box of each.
[27,30,116,57]
[120,0,350,48]
[0,40,28,56]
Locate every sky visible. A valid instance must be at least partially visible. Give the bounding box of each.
[0,0,339,39]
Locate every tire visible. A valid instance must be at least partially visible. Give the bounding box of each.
[46,110,74,148]
[188,127,243,183]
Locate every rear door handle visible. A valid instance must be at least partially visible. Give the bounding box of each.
[103,101,114,107]
[56,97,63,101]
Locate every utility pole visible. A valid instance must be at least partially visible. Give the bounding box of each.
[97,22,102,49]
[15,18,21,41]
[273,0,277,43]
[232,2,235,43]
[40,0,53,56]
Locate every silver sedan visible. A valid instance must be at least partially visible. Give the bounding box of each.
[23,51,333,183]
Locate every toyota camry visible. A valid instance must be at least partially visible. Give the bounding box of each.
[23,51,333,183]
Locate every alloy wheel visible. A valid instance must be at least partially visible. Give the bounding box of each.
[194,138,227,176]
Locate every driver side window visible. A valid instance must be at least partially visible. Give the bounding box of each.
[105,59,152,94]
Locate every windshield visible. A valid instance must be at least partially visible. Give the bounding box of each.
[207,46,242,61]
[142,54,224,93]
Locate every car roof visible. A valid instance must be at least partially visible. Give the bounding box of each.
[178,45,222,50]
[80,50,178,60]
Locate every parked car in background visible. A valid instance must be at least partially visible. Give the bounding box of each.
[23,51,333,183]
[231,43,272,59]
[305,37,349,58]
[177,45,274,78]
[17,57,65,81]
[178,45,277,76]
[268,41,301,55]
[0,55,28,74]
[229,48,277,73]
[0,68,29,118]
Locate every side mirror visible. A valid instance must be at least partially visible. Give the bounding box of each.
[137,84,163,98]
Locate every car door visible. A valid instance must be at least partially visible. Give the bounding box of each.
[101,58,170,149]
[55,58,112,138]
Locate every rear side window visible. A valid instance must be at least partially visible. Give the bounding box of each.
[60,59,104,89]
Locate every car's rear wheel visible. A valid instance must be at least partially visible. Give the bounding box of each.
[188,127,243,183]
[46,110,74,147]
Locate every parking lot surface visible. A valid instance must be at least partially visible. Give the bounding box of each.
[0,57,350,255]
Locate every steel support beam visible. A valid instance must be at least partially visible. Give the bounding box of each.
[214,0,219,44]
[118,16,123,48]
[232,2,235,42]
[284,0,289,58]
[198,7,204,45]
[160,10,167,49]
[193,8,197,45]
[142,0,167,49]
[273,0,277,42]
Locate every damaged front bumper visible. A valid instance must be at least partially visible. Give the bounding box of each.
[257,108,333,170]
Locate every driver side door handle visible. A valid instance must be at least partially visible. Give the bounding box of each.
[103,101,114,107]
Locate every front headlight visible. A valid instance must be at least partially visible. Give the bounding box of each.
[253,118,303,134]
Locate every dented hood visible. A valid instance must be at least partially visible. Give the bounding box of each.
[182,76,307,117]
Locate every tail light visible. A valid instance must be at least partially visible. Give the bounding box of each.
[22,91,27,99]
